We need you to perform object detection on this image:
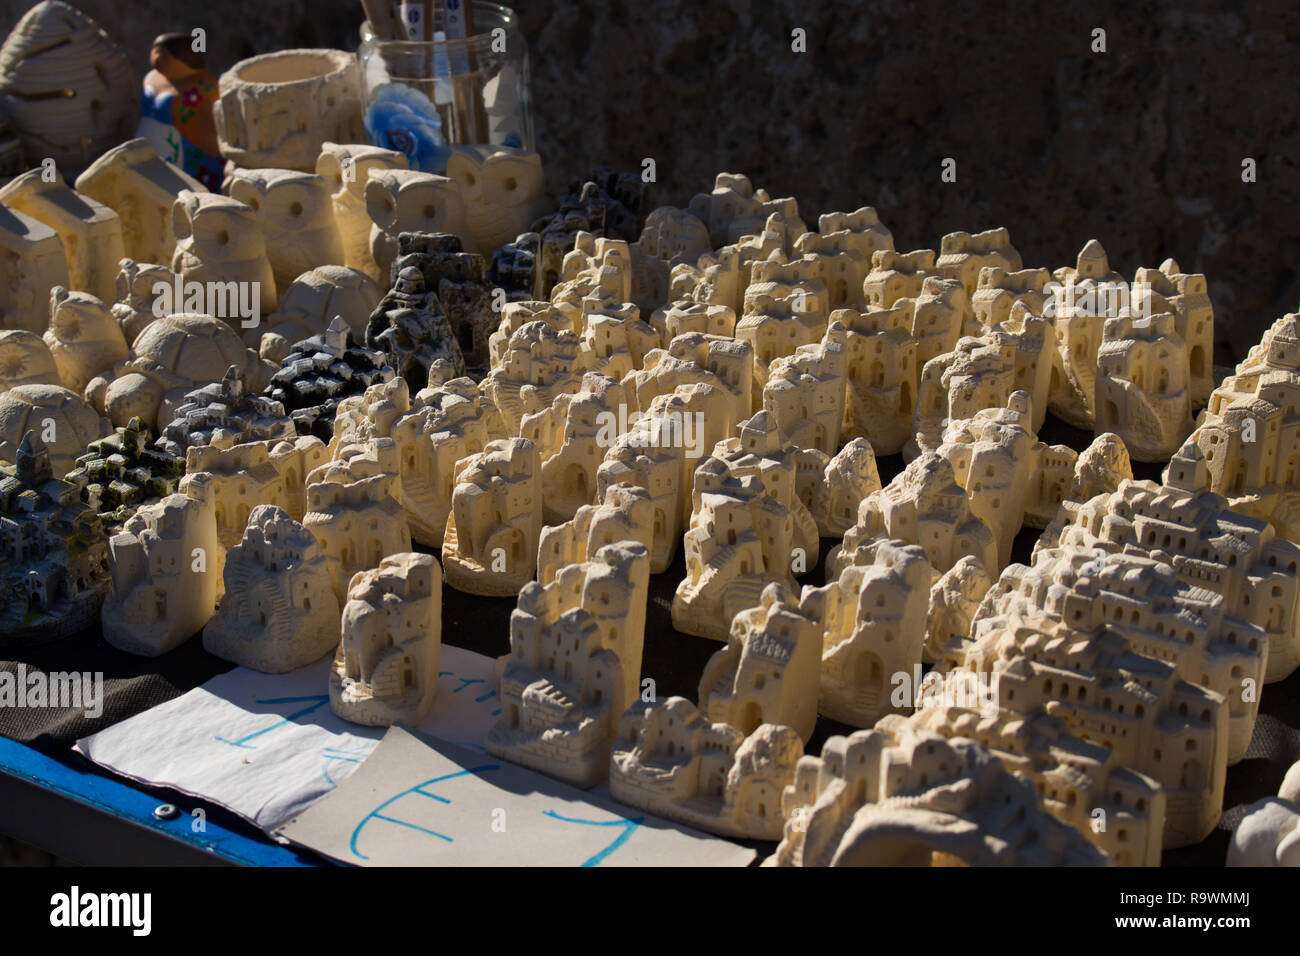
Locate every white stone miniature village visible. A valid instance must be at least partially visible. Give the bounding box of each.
[3,77,1299,866]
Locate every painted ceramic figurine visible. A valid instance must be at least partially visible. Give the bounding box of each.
[137,32,224,189]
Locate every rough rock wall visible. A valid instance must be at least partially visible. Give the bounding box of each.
[1,0,1295,363]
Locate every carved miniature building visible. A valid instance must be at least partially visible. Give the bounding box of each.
[0,168,124,305]
[829,451,998,587]
[969,266,1052,337]
[792,208,894,310]
[737,253,829,391]
[66,417,183,533]
[1094,311,1193,462]
[157,365,295,458]
[952,585,1230,849]
[1057,464,1300,685]
[908,704,1165,865]
[102,491,218,656]
[818,437,883,537]
[610,697,804,840]
[301,438,410,600]
[935,228,1022,298]
[625,332,753,427]
[697,582,822,744]
[442,437,542,596]
[363,266,465,391]
[180,432,328,550]
[1176,312,1300,542]
[330,552,442,726]
[836,305,918,456]
[537,484,655,585]
[487,542,651,787]
[264,316,394,441]
[595,394,693,573]
[481,320,584,434]
[76,137,205,265]
[762,323,847,456]
[913,304,1053,454]
[673,411,819,640]
[769,721,1107,866]
[0,432,109,643]
[933,391,1077,567]
[522,373,627,525]
[862,248,936,310]
[203,504,340,673]
[396,377,497,545]
[801,538,932,727]
[381,231,493,370]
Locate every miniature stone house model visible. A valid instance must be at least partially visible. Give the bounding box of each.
[595,396,694,574]
[1094,311,1193,462]
[443,437,543,596]
[330,552,442,727]
[537,484,655,585]
[610,697,804,840]
[829,451,998,587]
[0,203,70,335]
[801,538,932,727]
[488,541,651,787]
[835,305,918,456]
[697,581,822,743]
[391,377,496,546]
[101,491,218,657]
[203,504,340,673]
[673,411,819,640]
[264,316,394,441]
[1056,463,1300,686]
[933,392,1077,568]
[158,365,295,458]
[66,417,184,532]
[364,266,465,391]
[908,701,1165,866]
[481,320,584,435]
[817,438,883,537]
[762,324,847,456]
[302,438,410,601]
[0,431,109,644]
[1177,312,1300,544]
[523,373,627,525]
[769,720,1106,866]
[950,581,1229,850]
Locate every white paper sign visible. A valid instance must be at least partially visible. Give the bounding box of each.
[75,644,503,832]
[276,726,756,867]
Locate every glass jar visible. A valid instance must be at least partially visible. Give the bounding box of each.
[357,1,533,174]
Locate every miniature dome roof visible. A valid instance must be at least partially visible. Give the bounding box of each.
[133,314,251,382]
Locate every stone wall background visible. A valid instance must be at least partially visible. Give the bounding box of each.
[1,0,1296,363]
